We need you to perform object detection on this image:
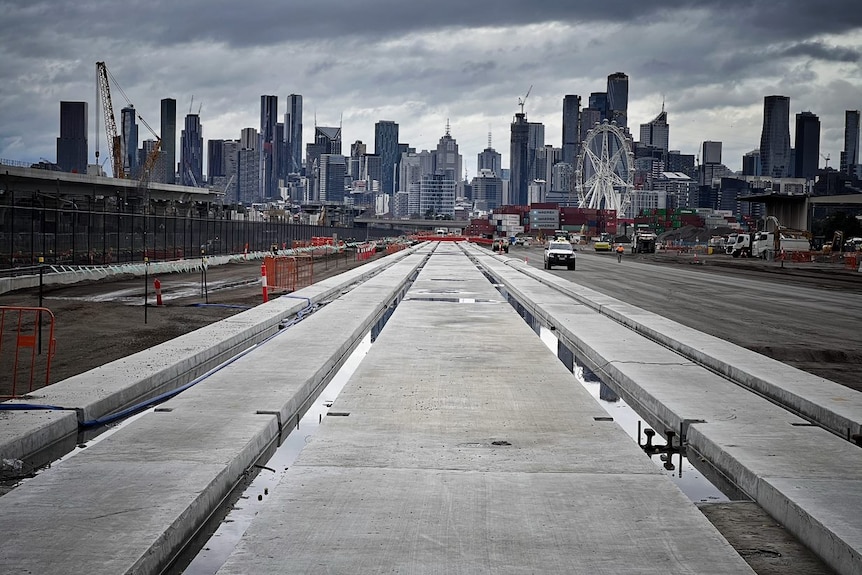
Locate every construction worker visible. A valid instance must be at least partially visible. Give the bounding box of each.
[616,243,625,262]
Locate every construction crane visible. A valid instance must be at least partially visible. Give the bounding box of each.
[518,85,533,115]
[95,62,123,178]
[821,153,831,169]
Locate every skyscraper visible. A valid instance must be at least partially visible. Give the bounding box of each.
[841,110,860,175]
[510,111,530,206]
[588,93,608,121]
[607,72,629,128]
[319,154,346,203]
[639,107,669,151]
[478,132,502,177]
[306,126,342,201]
[56,101,88,174]
[121,106,139,178]
[580,108,602,142]
[794,111,820,181]
[260,95,279,199]
[562,95,581,165]
[180,114,203,186]
[759,95,791,179]
[285,94,303,175]
[433,123,461,182]
[160,98,177,184]
[375,120,400,195]
[238,128,259,204]
[527,122,545,183]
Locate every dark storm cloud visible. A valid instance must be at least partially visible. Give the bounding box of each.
[0,0,860,170]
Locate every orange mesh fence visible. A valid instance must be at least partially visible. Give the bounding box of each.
[844,254,860,270]
[264,255,314,293]
[0,306,57,399]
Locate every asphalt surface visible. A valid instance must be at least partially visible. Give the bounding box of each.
[520,244,862,391]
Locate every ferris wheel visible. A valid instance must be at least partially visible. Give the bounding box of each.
[575,120,634,218]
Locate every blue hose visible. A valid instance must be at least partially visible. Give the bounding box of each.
[0,403,72,412]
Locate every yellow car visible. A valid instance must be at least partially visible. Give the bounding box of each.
[593,240,611,252]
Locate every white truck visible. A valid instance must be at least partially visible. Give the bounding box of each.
[729,232,810,258]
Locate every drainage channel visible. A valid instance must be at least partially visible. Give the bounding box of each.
[482,269,745,504]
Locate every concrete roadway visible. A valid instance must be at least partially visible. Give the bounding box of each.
[518,245,862,390]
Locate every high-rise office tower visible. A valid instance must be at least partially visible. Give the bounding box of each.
[759,95,792,179]
[56,101,88,174]
[580,108,602,142]
[588,93,608,121]
[527,122,545,182]
[319,154,346,203]
[222,140,239,200]
[510,111,530,206]
[639,106,669,151]
[607,72,629,128]
[306,126,342,202]
[562,95,581,165]
[207,139,225,180]
[260,95,279,198]
[180,114,203,186]
[349,140,367,181]
[702,141,722,165]
[121,106,139,178]
[237,128,259,204]
[841,110,860,175]
[433,122,461,182]
[794,111,820,181]
[478,132,502,177]
[160,98,177,184]
[742,150,762,177]
[285,94,303,175]
[375,120,400,195]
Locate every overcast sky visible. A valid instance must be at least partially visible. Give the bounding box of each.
[2,0,861,179]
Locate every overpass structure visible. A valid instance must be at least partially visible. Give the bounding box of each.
[0,164,219,207]
[1,242,861,574]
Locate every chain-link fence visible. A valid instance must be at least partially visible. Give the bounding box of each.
[1,204,392,268]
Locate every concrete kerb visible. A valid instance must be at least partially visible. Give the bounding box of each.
[687,425,862,575]
[0,245,423,464]
[473,246,862,442]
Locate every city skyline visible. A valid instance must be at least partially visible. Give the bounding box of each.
[1,2,861,178]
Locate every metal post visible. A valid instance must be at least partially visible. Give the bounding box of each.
[38,258,44,354]
[144,257,149,324]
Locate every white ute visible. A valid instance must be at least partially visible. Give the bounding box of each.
[544,241,576,270]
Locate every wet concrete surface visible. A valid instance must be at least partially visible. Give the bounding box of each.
[0,244,856,574]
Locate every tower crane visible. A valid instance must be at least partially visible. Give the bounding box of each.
[518,85,533,115]
[821,153,831,169]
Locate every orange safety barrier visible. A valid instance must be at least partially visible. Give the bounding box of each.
[0,306,57,399]
[356,242,376,261]
[264,254,314,293]
[385,243,408,255]
[844,254,860,270]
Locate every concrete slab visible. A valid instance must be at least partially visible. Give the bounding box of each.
[0,251,425,574]
[0,246,421,464]
[470,243,862,574]
[219,467,754,575]
[217,246,754,574]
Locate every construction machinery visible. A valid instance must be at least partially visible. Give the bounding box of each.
[95,62,123,179]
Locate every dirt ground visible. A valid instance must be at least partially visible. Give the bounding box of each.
[0,252,371,392]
